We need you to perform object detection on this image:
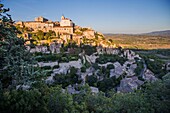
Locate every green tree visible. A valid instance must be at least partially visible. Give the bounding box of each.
[141,77,170,113]
[48,86,74,113]
[85,92,111,113]
[86,75,97,87]
[107,64,115,70]
[37,30,44,40]
[44,30,56,40]
[0,89,48,113]
[0,3,36,89]
[110,93,152,113]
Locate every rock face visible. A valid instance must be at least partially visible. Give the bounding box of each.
[85,54,99,64]
[49,43,61,53]
[96,47,120,55]
[59,59,82,69]
[29,46,48,53]
[16,85,30,90]
[166,62,170,71]
[28,43,61,54]
[123,49,141,60]
[38,61,59,67]
[90,87,99,93]
[45,73,55,84]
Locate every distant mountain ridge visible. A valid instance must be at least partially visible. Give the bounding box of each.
[142,30,170,37]
[104,30,170,37]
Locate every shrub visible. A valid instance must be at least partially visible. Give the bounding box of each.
[107,64,115,69]
[61,57,69,62]
[86,75,97,87]
[46,55,57,62]
[96,54,127,65]
[81,66,86,72]
[34,52,43,56]
[53,65,59,69]
[92,63,99,70]
[46,70,53,76]
[41,66,51,70]
[82,45,96,56]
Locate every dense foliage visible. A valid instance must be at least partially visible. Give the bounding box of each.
[53,67,81,88]
[142,54,167,79]
[35,53,79,62]
[81,45,97,56]
[0,76,170,113]
[0,3,36,89]
[0,3,170,113]
[96,54,127,65]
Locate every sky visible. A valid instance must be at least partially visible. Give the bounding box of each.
[1,0,170,34]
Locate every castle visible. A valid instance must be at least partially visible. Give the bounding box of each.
[16,15,74,35]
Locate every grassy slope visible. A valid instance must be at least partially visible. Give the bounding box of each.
[104,34,170,49]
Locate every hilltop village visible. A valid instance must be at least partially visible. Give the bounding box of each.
[15,16,167,93]
[15,16,113,48]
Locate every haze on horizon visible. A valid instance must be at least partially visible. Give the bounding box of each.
[2,0,170,34]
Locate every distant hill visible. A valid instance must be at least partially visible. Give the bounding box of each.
[142,30,170,37]
[104,31,170,49]
[104,30,170,37]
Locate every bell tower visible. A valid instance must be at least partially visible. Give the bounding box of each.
[61,15,65,20]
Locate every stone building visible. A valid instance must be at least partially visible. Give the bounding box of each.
[15,15,74,35]
[60,15,74,27]
[35,16,48,22]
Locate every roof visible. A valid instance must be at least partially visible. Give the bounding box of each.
[23,21,53,24]
[53,26,73,28]
[62,18,72,21]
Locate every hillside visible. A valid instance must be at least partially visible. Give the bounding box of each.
[104,33,170,49]
[143,30,170,37]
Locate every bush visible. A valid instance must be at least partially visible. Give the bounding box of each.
[0,89,48,113]
[107,64,115,69]
[143,55,167,78]
[34,52,43,56]
[81,66,86,72]
[46,70,53,76]
[86,75,97,87]
[53,65,59,69]
[97,78,115,92]
[96,54,127,65]
[134,61,143,76]
[41,66,51,70]
[35,54,59,62]
[46,55,58,62]
[82,45,96,56]
[35,56,45,62]
[61,57,69,62]
[92,63,99,70]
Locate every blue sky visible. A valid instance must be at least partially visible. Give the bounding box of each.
[2,0,170,33]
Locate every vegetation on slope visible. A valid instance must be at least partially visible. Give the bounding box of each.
[105,34,170,49]
[0,3,170,113]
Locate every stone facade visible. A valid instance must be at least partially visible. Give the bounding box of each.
[35,16,48,22]
[60,15,74,27]
[15,16,74,35]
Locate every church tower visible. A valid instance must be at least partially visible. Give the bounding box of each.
[61,15,65,20]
